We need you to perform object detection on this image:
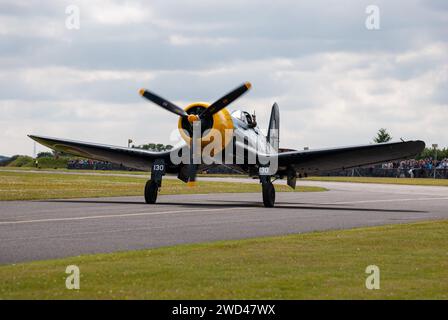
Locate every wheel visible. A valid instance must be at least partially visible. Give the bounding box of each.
[262,182,275,207]
[144,180,159,204]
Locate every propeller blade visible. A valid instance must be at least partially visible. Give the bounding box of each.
[200,82,251,119]
[139,89,188,117]
[187,120,201,186]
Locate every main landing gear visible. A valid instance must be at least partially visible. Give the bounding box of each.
[144,180,159,204]
[262,180,275,207]
[260,168,275,207]
[144,159,165,204]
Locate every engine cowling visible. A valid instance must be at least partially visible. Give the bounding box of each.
[178,102,234,153]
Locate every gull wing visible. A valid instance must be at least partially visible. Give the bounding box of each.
[29,135,177,171]
[277,140,425,173]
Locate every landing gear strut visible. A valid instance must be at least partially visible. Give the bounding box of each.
[145,159,165,204]
[260,167,275,207]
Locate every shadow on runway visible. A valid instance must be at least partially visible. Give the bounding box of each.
[164,201,425,213]
[40,199,426,214]
[210,199,426,213]
[39,199,148,205]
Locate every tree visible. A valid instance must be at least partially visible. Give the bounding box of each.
[416,147,448,160]
[37,151,53,158]
[373,128,392,143]
[52,149,69,157]
[132,142,173,151]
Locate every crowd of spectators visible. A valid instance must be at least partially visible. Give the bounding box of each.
[360,158,448,178]
[66,157,448,178]
[382,158,448,170]
[314,157,448,179]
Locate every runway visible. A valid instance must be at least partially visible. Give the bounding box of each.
[1,179,448,264]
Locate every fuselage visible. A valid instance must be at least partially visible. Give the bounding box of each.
[176,102,275,165]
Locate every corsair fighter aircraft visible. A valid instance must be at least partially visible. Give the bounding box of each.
[29,82,425,207]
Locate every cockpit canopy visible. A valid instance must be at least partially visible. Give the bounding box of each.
[231,110,257,128]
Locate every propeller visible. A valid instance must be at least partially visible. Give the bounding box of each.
[139,82,252,186]
[139,89,188,117]
[139,82,251,121]
[199,82,251,119]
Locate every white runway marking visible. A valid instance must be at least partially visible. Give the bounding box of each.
[0,207,253,226]
[2,197,447,226]
[331,197,448,205]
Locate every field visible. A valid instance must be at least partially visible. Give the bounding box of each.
[0,171,325,201]
[1,220,447,299]
[3,167,448,187]
[0,166,244,178]
[0,166,148,175]
[305,176,448,187]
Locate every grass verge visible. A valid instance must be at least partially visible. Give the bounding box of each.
[305,176,448,187]
[0,171,325,201]
[0,220,447,299]
[0,167,246,178]
[0,166,148,175]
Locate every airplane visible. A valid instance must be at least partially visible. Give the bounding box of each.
[29,82,425,207]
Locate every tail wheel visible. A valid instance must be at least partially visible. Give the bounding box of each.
[145,180,159,204]
[262,181,275,207]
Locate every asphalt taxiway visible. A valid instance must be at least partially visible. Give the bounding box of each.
[1,178,448,264]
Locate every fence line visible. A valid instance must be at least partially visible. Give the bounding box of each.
[319,168,448,179]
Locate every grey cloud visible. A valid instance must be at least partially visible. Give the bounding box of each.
[0,0,447,155]
[1,0,447,71]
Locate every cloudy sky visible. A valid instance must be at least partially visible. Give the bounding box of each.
[0,0,447,156]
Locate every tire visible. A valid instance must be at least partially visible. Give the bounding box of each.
[144,180,159,204]
[262,182,275,207]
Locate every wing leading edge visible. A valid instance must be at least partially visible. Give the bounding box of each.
[277,140,425,173]
[28,135,176,171]
[29,135,425,174]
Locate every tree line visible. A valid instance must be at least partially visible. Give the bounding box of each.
[131,143,173,151]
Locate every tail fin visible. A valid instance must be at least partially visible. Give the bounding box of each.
[267,103,279,152]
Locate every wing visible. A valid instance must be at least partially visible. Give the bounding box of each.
[277,140,425,173]
[29,135,178,171]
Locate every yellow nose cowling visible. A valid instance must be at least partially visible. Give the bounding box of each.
[178,102,234,153]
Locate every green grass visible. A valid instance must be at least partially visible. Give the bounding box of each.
[305,176,448,187]
[0,171,325,201]
[0,166,148,175]
[0,166,244,177]
[1,220,447,299]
